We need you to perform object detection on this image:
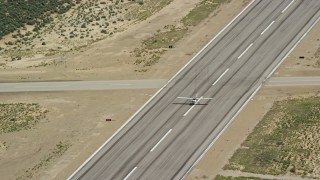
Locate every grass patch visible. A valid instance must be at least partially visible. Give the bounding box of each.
[314,47,320,67]
[215,175,266,180]
[143,27,188,49]
[132,48,166,69]
[17,141,71,180]
[0,103,48,133]
[225,97,320,178]
[316,59,320,67]
[128,0,174,21]
[182,0,229,27]
[132,27,187,71]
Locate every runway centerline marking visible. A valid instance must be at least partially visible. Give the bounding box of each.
[238,43,253,59]
[183,97,203,116]
[282,0,295,13]
[123,167,137,180]
[212,68,229,86]
[150,129,172,152]
[261,21,275,35]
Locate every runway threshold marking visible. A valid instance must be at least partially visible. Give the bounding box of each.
[150,129,173,152]
[123,167,138,180]
[261,21,275,35]
[238,43,253,59]
[212,68,229,86]
[183,97,203,116]
[282,0,295,13]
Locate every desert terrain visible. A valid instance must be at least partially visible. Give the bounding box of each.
[0,0,319,179]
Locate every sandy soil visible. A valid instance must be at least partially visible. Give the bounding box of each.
[274,20,320,77]
[0,90,155,179]
[0,0,202,82]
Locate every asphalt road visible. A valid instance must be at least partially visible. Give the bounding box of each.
[69,0,320,179]
[0,77,320,92]
[266,76,320,86]
[0,80,167,92]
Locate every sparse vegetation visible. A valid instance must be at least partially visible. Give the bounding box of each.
[182,0,229,26]
[0,0,177,61]
[143,27,188,49]
[132,47,166,71]
[314,47,320,67]
[132,26,187,70]
[0,0,75,38]
[132,0,228,71]
[215,175,266,180]
[0,103,48,133]
[127,0,174,21]
[17,141,71,180]
[225,97,320,178]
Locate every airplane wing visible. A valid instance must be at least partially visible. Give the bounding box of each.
[201,97,213,100]
[177,97,194,100]
[177,97,213,100]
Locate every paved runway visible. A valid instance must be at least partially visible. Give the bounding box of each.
[67,0,320,179]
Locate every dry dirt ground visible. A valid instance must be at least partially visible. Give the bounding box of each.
[0,0,251,179]
[0,90,156,179]
[0,0,319,179]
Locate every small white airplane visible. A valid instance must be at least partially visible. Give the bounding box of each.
[177,94,213,105]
